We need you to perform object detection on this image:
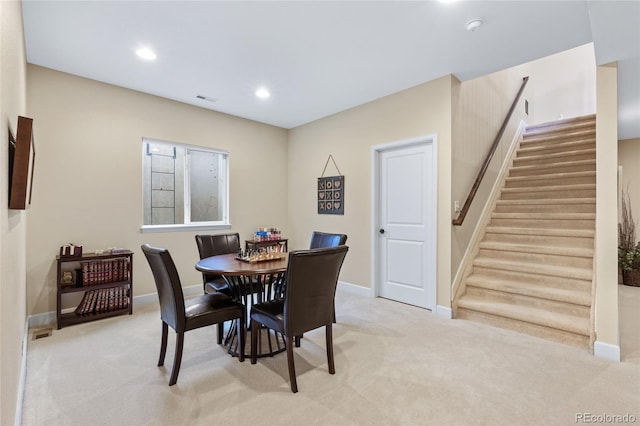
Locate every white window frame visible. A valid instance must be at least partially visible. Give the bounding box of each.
[140,138,231,233]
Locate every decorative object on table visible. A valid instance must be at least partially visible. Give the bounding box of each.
[318,154,344,215]
[253,227,282,241]
[61,271,74,286]
[59,243,83,258]
[236,248,287,263]
[618,187,640,286]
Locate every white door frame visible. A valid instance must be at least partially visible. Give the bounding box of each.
[370,134,438,305]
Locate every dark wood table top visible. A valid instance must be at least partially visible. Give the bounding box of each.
[195,253,288,276]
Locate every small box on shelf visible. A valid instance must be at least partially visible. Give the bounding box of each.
[59,243,83,258]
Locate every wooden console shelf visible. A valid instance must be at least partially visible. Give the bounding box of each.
[56,250,133,329]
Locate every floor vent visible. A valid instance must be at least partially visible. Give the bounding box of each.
[32,327,53,340]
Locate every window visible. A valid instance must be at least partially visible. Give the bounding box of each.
[141,138,229,231]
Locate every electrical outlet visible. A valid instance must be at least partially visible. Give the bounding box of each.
[454,200,461,212]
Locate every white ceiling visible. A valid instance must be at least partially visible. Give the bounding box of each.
[21,1,640,138]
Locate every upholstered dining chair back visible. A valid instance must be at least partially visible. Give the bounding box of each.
[309,231,348,249]
[142,244,186,331]
[195,233,241,294]
[284,245,349,337]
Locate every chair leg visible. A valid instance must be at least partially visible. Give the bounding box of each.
[286,335,298,393]
[158,322,168,367]
[217,322,224,345]
[294,335,301,347]
[169,331,184,386]
[250,319,259,364]
[238,314,245,363]
[326,324,335,375]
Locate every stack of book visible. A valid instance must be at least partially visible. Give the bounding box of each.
[74,287,129,316]
[80,258,130,286]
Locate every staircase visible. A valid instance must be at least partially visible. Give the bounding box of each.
[455,114,596,350]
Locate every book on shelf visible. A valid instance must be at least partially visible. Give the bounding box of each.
[74,286,130,316]
[80,258,130,286]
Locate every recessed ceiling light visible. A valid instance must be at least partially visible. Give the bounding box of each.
[465,19,483,32]
[136,47,157,61]
[255,88,271,99]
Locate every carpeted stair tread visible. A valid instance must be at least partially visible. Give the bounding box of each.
[525,115,595,133]
[512,149,595,165]
[521,130,595,146]
[478,241,593,258]
[465,274,592,306]
[509,159,595,176]
[505,170,595,184]
[501,183,595,194]
[484,226,595,238]
[517,140,595,157]
[456,294,590,336]
[495,198,595,206]
[472,257,592,281]
[491,212,595,220]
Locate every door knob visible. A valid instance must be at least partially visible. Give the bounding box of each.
[379,228,385,234]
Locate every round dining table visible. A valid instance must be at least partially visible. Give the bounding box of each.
[195,253,289,358]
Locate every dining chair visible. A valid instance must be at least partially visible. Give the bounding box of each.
[305,231,348,339]
[141,244,245,386]
[309,231,348,249]
[195,233,241,295]
[250,245,349,393]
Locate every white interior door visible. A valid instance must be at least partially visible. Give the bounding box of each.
[376,139,436,310]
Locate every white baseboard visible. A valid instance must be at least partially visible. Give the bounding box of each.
[28,311,55,329]
[594,341,620,362]
[436,305,453,319]
[337,281,371,297]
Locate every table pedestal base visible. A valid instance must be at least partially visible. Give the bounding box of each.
[224,320,286,358]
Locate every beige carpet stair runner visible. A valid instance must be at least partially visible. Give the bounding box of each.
[455,115,596,350]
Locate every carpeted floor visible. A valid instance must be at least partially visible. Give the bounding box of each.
[21,285,640,426]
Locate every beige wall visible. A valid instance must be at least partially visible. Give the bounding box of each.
[595,63,619,356]
[288,75,453,307]
[619,138,640,225]
[26,66,289,315]
[0,1,28,424]
[528,44,596,125]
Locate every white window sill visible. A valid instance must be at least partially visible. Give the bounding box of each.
[140,223,232,233]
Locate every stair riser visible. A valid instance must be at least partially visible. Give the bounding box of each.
[456,308,590,349]
[494,203,595,214]
[489,218,595,229]
[477,250,594,269]
[521,133,595,148]
[471,267,592,292]
[464,287,590,318]
[500,189,595,200]
[504,175,595,188]
[512,151,595,166]
[482,231,594,248]
[509,162,595,177]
